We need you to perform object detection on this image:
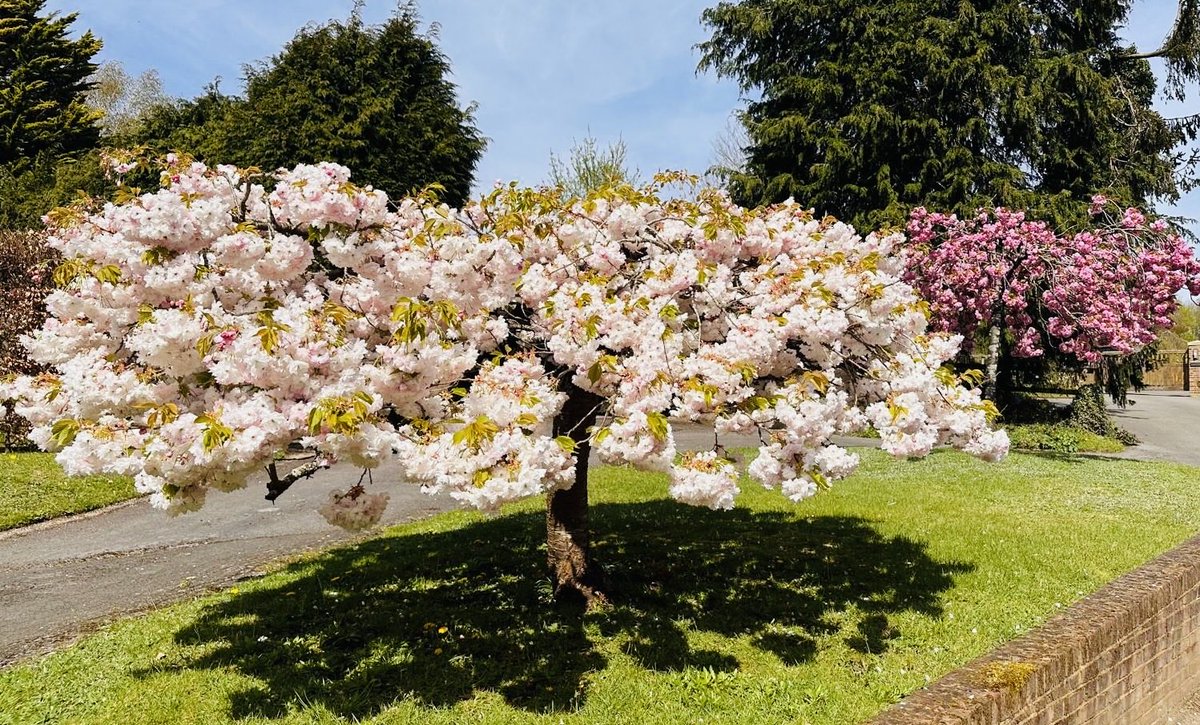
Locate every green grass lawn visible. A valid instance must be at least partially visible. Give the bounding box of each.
[3,450,1200,724]
[0,452,136,531]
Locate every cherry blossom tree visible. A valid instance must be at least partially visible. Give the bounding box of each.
[904,201,1200,401]
[2,156,1007,604]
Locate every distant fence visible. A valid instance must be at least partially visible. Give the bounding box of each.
[1143,349,1188,391]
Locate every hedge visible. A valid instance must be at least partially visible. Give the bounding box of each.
[1,230,57,448]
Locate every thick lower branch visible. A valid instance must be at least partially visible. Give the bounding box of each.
[265,459,329,501]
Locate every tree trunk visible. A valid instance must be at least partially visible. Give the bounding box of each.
[983,323,1002,402]
[545,384,608,607]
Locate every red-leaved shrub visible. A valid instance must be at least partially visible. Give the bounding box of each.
[1,230,57,448]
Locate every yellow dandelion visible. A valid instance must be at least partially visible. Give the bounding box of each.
[437,626,448,634]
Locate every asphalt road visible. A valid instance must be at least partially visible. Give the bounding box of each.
[1107,391,1200,467]
[0,458,461,665]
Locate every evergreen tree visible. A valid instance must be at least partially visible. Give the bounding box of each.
[0,0,101,165]
[130,6,485,207]
[127,84,248,164]
[699,0,1200,228]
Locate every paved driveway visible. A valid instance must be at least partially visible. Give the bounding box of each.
[0,459,461,665]
[1107,391,1200,466]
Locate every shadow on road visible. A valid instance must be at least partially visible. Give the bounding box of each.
[151,501,972,719]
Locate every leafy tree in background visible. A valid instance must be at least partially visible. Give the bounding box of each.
[85,60,168,138]
[129,84,248,165]
[699,0,1200,228]
[547,135,637,197]
[131,6,485,207]
[1,61,170,229]
[0,0,101,165]
[1173,302,1200,341]
[708,111,749,184]
[0,150,113,229]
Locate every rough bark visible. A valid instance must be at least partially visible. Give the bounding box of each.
[545,384,608,607]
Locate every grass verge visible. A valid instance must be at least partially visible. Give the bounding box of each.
[0,452,136,531]
[3,450,1199,724]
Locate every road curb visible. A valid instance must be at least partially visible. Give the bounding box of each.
[0,495,148,543]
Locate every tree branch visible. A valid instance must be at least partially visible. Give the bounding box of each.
[265,458,330,501]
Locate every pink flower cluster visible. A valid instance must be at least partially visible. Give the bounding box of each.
[318,486,390,530]
[905,202,1200,363]
[1,161,1008,528]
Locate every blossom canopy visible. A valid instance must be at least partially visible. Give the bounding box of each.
[904,203,1200,365]
[2,158,1008,528]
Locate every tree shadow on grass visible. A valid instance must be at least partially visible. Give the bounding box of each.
[154,501,972,720]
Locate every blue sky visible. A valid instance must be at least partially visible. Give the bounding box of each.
[44,0,1200,223]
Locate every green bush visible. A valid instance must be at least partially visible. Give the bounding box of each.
[1006,424,1085,453]
[1005,423,1125,454]
[1065,385,1140,445]
[1001,386,1138,450]
[1000,393,1064,425]
[0,230,57,449]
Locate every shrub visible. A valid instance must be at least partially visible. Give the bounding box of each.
[1065,384,1140,444]
[1005,423,1086,453]
[1001,386,1138,451]
[0,230,57,449]
[1004,423,1124,454]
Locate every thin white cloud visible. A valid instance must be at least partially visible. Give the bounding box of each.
[48,0,741,189]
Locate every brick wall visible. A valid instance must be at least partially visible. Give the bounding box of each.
[869,533,1200,724]
[1190,342,1200,396]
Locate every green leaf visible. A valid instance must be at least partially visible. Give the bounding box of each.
[197,414,233,452]
[801,371,830,395]
[141,247,176,267]
[94,264,122,284]
[137,304,155,326]
[307,407,325,435]
[646,411,669,442]
[452,416,501,449]
[50,418,80,447]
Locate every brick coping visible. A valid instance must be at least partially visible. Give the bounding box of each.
[869,532,1200,724]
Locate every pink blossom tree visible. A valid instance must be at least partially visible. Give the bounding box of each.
[2,157,1007,604]
[904,201,1200,401]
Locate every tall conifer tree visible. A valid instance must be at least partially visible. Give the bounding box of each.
[699,0,1200,227]
[129,6,485,207]
[0,0,101,165]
